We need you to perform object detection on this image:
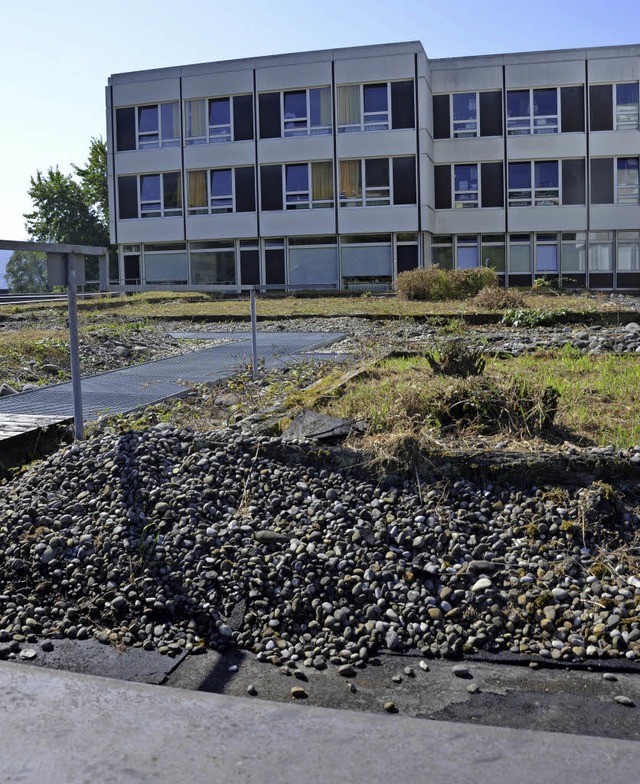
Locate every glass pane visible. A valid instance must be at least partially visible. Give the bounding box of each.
[561,240,586,271]
[284,91,306,119]
[286,164,308,192]
[533,89,557,116]
[536,244,558,272]
[138,106,158,132]
[482,243,505,273]
[510,242,531,272]
[589,243,613,271]
[365,158,389,187]
[309,87,332,128]
[363,84,388,113]
[191,251,236,284]
[457,245,478,269]
[455,164,478,191]
[211,169,233,196]
[507,90,529,117]
[210,98,231,125]
[618,241,640,271]
[617,83,639,106]
[453,92,476,120]
[535,161,559,188]
[140,174,160,201]
[509,162,531,189]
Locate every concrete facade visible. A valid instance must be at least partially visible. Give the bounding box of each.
[106,41,640,290]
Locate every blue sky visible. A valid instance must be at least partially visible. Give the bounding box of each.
[1,0,639,242]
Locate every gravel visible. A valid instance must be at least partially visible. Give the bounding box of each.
[0,425,638,669]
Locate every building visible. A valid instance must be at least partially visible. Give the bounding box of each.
[106,41,640,291]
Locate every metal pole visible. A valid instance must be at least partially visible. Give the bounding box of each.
[66,254,85,440]
[250,287,258,379]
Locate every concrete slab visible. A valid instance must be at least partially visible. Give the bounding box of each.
[1,661,638,784]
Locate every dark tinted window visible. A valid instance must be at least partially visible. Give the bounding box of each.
[123,255,140,284]
[561,86,585,132]
[590,85,613,131]
[391,80,415,129]
[392,156,417,204]
[397,245,419,273]
[233,94,254,141]
[365,158,389,187]
[259,92,281,139]
[479,91,503,137]
[163,173,181,210]
[260,165,283,211]
[118,176,138,219]
[235,167,256,212]
[562,159,586,204]
[591,158,614,203]
[240,249,260,285]
[433,94,450,139]
[116,107,136,151]
[434,164,452,209]
[265,249,285,285]
[481,162,504,207]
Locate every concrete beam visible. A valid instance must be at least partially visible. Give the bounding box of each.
[0,239,109,256]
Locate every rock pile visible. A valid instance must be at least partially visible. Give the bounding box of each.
[0,426,638,667]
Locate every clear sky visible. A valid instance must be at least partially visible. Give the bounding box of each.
[1,0,639,243]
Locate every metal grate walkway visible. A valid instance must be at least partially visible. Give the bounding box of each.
[0,331,345,422]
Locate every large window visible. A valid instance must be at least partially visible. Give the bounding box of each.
[509,235,531,273]
[143,243,188,284]
[260,161,334,211]
[452,93,478,138]
[507,88,558,135]
[339,157,416,207]
[590,83,640,131]
[288,236,339,287]
[457,236,479,268]
[187,167,255,215]
[259,87,332,138]
[433,90,503,139]
[341,234,393,284]
[117,173,182,220]
[454,164,479,208]
[508,161,559,206]
[535,234,558,273]
[185,95,254,144]
[589,232,614,271]
[561,233,586,272]
[190,241,236,285]
[431,235,453,270]
[618,231,640,271]
[481,235,506,273]
[116,103,180,151]
[337,80,415,133]
[617,158,640,204]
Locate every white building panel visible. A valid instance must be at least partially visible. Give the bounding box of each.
[338,206,418,234]
[117,218,185,244]
[589,131,640,158]
[435,208,505,234]
[182,70,254,99]
[506,133,587,161]
[505,59,585,88]
[590,205,640,231]
[258,136,334,164]
[114,148,182,176]
[434,137,504,164]
[336,130,417,159]
[256,61,332,91]
[508,206,588,232]
[334,54,415,85]
[185,213,258,241]
[259,209,336,237]
[112,79,180,107]
[184,141,255,170]
[588,56,640,84]
[431,65,502,93]
[418,76,430,131]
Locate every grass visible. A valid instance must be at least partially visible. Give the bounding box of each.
[0,289,632,322]
[318,347,640,448]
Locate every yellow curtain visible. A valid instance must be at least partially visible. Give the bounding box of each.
[169,102,180,139]
[187,100,206,138]
[337,85,360,126]
[312,161,333,201]
[339,160,361,199]
[188,170,207,208]
[318,86,332,127]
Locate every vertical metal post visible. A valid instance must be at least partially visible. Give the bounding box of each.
[250,287,259,379]
[66,254,85,440]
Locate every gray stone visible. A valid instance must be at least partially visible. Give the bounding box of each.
[282,410,357,441]
[614,695,635,707]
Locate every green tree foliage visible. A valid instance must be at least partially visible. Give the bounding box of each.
[5,250,47,293]
[73,137,109,227]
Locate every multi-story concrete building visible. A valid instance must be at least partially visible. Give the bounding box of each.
[106,41,640,291]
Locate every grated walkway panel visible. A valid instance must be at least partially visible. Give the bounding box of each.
[0,331,345,421]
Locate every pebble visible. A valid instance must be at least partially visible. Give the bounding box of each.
[467,683,480,694]
[291,687,308,699]
[614,695,635,707]
[383,701,397,713]
[246,684,258,696]
[19,649,37,660]
[603,672,618,682]
[452,665,472,679]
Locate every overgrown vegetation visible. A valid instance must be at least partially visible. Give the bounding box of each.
[396,266,498,301]
[501,307,570,327]
[471,286,525,310]
[425,340,486,377]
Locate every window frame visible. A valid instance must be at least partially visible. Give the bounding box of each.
[507,88,559,136]
[281,87,332,137]
[338,82,391,133]
[185,94,254,145]
[117,102,180,151]
[339,157,416,208]
[453,163,479,208]
[615,82,640,130]
[136,172,182,219]
[508,160,560,207]
[616,156,640,204]
[451,92,478,138]
[260,162,335,211]
[187,166,256,216]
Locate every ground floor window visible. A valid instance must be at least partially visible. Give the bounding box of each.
[190,241,236,285]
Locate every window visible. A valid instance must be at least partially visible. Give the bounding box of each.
[117,173,182,220]
[457,236,479,268]
[339,157,416,207]
[259,88,332,138]
[509,235,531,273]
[536,234,558,273]
[507,89,558,135]
[190,241,236,285]
[185,94,254,144]
[288,237,339,287]
[589,232,614,271]
[341,235,393,282]
[431,235,453,270]
[260,162,334,211]
[591,83,639,132]
[508,161,559,206]
[454,164,479,208]
[616,83,639,130]
[143,243,188,284]
[452,93,477,138]
[560,87,585,133]
[561,233,586,272]
[337,80,414,133]
[618,231,640,271]
[187,167,255,215]
[115,102,180,151]
[481,235,506,273]
[617,158,640,204]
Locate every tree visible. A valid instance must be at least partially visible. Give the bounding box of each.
[5,250,47,293]
[73,137,109,227]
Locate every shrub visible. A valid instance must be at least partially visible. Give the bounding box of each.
[396,266,498,301]
[425,340,486,377]
[501,307,570,327]
[472,286,525,310]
